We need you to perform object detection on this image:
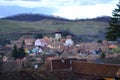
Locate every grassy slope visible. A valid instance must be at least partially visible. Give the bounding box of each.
[0,19,109,35]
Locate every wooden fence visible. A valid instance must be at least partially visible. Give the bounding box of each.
[0,61,23,72]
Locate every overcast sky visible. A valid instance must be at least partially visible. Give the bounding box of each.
[0,0,119,19]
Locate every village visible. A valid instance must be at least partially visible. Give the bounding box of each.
[0,29,120,80]
[0,30,111,62]
[0,0,120,79]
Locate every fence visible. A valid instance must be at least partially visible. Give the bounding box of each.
[0,61,23,72]
[72,61,120,78]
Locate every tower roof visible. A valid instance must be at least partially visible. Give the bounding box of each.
[55,28,61,34]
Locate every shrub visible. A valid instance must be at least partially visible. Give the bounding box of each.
[101,52,106,59]
[97,40,102,44]
[112,47,120,53]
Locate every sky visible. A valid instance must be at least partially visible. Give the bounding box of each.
[0,0,119,19]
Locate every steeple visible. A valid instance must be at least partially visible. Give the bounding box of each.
[55,28,61,41]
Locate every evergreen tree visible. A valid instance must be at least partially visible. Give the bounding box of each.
[12,44,18,60]
[17,46,26,59]
[106,0,120,41]
[22,40,25,45]
[12,44,26,60]
[34,33,43,39]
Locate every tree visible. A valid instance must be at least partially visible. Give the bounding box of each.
[106,0,120,41]
[12,44,18,60]
[0,39,10,46]
[12,44,26,60]
[22,40,25,45]
[61,28,75,37]
[17,46,26,59]
[34,33,43,39]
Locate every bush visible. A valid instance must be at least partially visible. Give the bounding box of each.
[112,47,120,53]
[101,56,120,64]
[101,52,106,59]
[107,49,114,54]
[97,40,102,44]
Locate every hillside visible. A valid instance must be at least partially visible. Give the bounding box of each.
[0,19,109,35]
[1,14,111,22]
[0,14,110,42]
[1,14,70,22]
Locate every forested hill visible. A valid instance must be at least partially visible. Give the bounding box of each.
[1,14,70,22]
[82,16,111,22]
[1,14,111,22]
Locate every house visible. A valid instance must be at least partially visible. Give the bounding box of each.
[64,39,74,46]
[64,35,74,46]
[24,39,35,46]
[34,39,47,47]
[43,36,51,43]
[0,47,12,53]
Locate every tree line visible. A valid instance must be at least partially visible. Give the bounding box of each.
[1,13,111,22]
[1,14,70,22]
[106,0,120,41]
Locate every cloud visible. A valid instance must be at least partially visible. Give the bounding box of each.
[0,0,119,19]
[0,0,116,8]
[22,0,41,1]
[52,4,116,19]
[52,0,119,19]
[0,6,55,17]
[80,0,114,5]
[0,0,72,8]
[0,0,43,8]
[1,0,41,1]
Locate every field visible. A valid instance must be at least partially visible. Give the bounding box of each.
[0,19,109,35]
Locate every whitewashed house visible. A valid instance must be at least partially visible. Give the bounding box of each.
[64,39,74,46]
[34,39,47,47]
